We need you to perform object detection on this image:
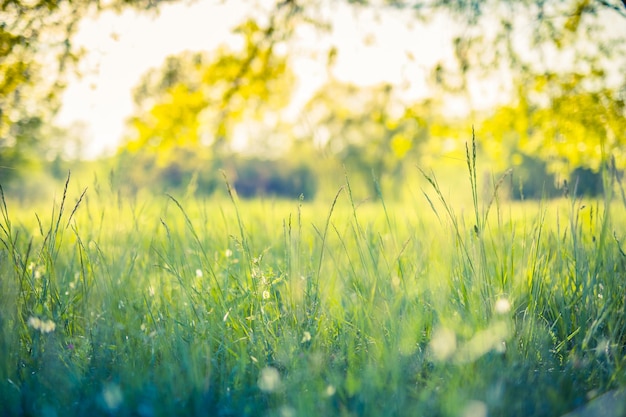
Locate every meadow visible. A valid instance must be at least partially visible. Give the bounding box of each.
[1,149,625,417]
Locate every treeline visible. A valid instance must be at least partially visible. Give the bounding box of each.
[110,148,605,201]
[114,151,319,200]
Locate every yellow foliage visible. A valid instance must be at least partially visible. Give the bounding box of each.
[121,18,294,166]
[479,73,626,176]
[391,134,412,159]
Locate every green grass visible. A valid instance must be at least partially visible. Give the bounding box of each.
[1,149,625,416]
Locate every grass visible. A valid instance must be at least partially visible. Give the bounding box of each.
[1,144,625,417]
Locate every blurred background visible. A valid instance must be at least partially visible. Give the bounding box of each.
[1,0,625,203]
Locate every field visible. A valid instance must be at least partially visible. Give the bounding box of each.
[1,155,625,417]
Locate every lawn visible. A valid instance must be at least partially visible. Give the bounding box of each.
[1,156,625,416]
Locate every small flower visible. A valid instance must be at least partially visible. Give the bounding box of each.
[301,331,312,343]
[494,298,511,315]
[462,400,487,417]
[225,249,233,258]
[262,290,270,300]
[102,383,123,411]
[195,269,203,278]
[429,327,456,361]
[28,317,56,334]
[279,405,296,417]
[258,366,281,393]
[27,263,45,279]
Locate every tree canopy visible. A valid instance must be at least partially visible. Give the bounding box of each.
[0,0,174,182]
[123,18,295,155]
[114,17,300,193]
[1,0,625,195]
[479,71,626,175]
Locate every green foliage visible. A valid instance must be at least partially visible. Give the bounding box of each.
[508,154,560,200]
[1,149,626,416]
[0,116,42,184]
[478,72,626,194]
[118,19,296,193]
[115,146,218,195]
[227,157,318,200]
[300,80,434,198]
[4,0,626,197]
[124,19,294,156]
[0,0,176,183]
[524,72,626,175]
[570,166,604,197]
[423,0,626,89]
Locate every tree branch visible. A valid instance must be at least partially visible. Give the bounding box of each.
[596,0,626,18]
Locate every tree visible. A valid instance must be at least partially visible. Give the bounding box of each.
[118,18,296,192]
[478,71,626,196]
[401,0,626,188]
[4,0,625,188]
[257,0,624,193]
[0,0,175,183]
[299,79,435,198]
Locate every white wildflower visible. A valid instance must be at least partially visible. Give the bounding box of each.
[28,317,56,334]
[462,400,487,417]
[494,298,511,315]
[280,405,296,417]
[429,327,456,361]
[102,383,123,411]
[258,366,281,393]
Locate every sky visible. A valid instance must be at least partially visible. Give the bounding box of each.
[56,0,472,158]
